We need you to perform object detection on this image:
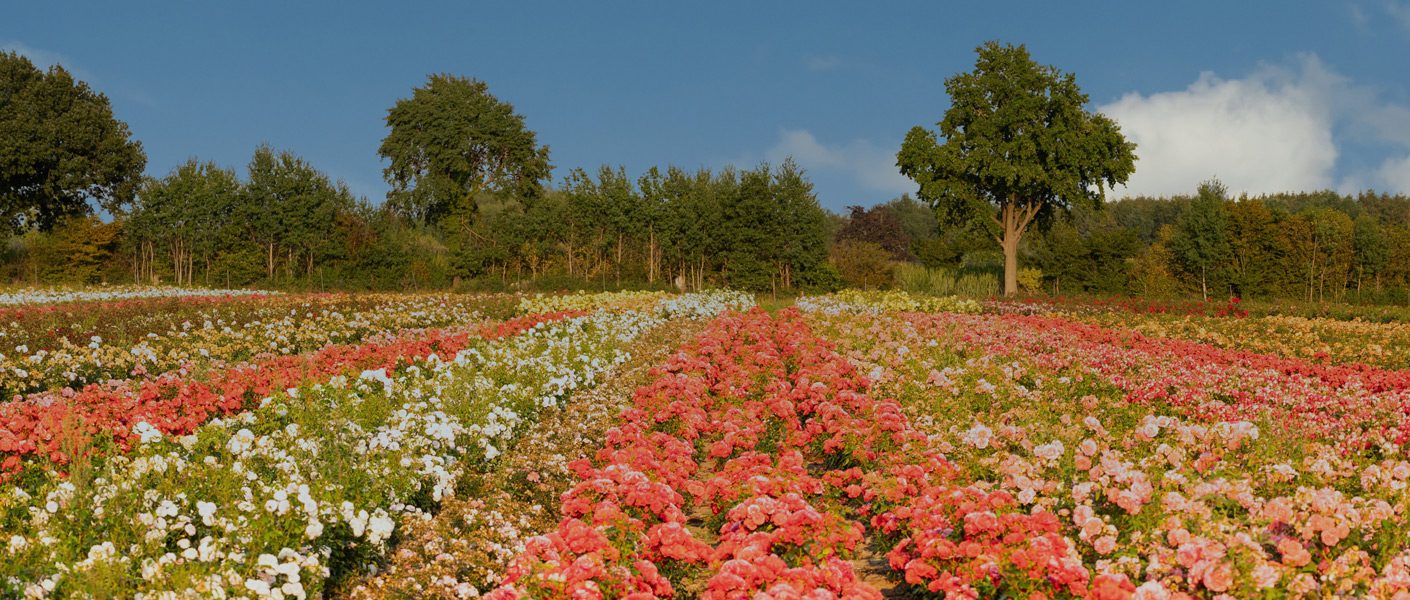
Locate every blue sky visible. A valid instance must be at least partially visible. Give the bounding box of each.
[7,2,1410,211]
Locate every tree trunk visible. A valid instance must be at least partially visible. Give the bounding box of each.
[647,228,659,284]
[1002,236,1019,297]
[996,199,1040,297]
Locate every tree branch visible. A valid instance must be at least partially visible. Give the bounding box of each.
[1016,201,1041,236]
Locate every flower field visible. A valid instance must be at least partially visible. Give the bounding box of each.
[5,288,1410,598]
[0,287,274,307]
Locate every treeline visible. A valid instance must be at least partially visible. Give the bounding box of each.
[3,152,839,292]
[5,146,410,289]
[2,59,841,293]
[8,49,1410,304]
[457,161,836,292]
[836,183,1410,304]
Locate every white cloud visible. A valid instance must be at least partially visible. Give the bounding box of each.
[1101,62,1338,198]
[1101,54,1410,196]
[1,41,74,72]
[1380,155,1410,192]
[764,129,913,195]
[1387,1,1410,31]
[2,40,155,108]
[804,55,845,72]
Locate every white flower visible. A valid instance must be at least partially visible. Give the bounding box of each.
[358,368,393,392]
[366,510,395,544]
[227,428,256,455]
[197,501,217,525]
[155,500,178,518]
[133,421,163,444]
[1035,440,1065,461]
[961,423,993,449]
[281,581,307,599]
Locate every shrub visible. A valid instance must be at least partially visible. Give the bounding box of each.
[829,241,894,289]
[893,263,999,298]
[1017,268,1043,295]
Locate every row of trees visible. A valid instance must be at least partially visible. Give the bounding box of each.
[456,161,836,292]
[835,185,1410,304]
[5,157,840,292]
[4,55,844,292]
[125,148,361,286]
[1130,185,1410,303]
[7,43,1410,303]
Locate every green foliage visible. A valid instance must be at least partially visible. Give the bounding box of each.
[8,50,1410,307]
[128,159,242,285]
[829,240,894,290]
[1168,179,1233,298]
[1126,226,1180,298]
[897,41,1136,295]
[1017,268,1043,295]
[1028,204,1142,295]
[882,194,940,242]
[380,75,551,225]
[118,148,370,289]
[835,205,911,260]
[1353,214,1388,290]
[19,216,121,283]
[0,51,145,233]
[1285,206,1355,303]
[447,159,831,293]
[893,263,1000,298]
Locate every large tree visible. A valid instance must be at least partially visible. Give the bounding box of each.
[244,146,349,279]
[897,41,1136,295]
[0,51,145,233]
[379,75,551,226]
[1169,179,1233,300]
[836,204,911,261]
[129,159,242,285]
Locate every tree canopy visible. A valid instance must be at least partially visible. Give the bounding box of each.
[897,41,1136,295]
[0,51,146,233]
[1169,179,1233,299]
[379,75,551,225]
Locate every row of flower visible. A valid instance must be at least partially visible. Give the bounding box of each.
[0,291,753,598]
[0,290,285,331]
[0,310,576,480]
[345,316,711,599]
[515,290,758,320]
[797,290,982,315]
[489,308,1158,599]
[942,311,1409,447]
[0,291,756,480]
[1,293,511,399]
[517,291,668,315]
[1068,310,1410,369]
[0,292,517,353]
[806,290,1410,369]
[983,295,1250,318]
[803,306,1410,597]
[488,308,888,598]
[0,286,277,306]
